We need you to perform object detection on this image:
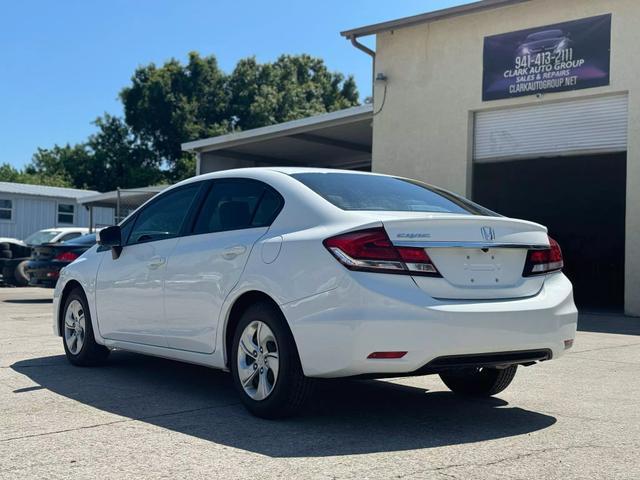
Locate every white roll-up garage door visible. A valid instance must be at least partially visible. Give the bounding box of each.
[474,94,628,162]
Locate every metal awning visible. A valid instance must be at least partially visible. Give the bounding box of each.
[182,105,373,173]
[77,186,166,210]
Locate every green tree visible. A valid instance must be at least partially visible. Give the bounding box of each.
[0,162,71,187]
[228,55,359,130]
[121,52,359,173]
[30,115,164,192]
[27,51,360,190]
[120,52,230,171]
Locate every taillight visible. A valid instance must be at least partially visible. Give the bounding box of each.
[323,227,441,277]
[54,251,79,262]
[523,236,563,277]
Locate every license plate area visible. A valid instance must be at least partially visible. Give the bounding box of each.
[426,247,527,288]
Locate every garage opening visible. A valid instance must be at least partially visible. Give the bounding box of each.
[473,153,626,310]
[473,95,628,310]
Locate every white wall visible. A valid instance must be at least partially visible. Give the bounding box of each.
[0,194,114,240]
[372,0,640,315]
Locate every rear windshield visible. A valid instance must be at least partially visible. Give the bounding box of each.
[290,172,497,216]
[66,233,96,245]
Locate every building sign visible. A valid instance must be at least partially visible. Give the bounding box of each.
[482,14,611,101]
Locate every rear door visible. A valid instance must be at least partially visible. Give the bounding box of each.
[163,179,284,353]
[383,215,549,299]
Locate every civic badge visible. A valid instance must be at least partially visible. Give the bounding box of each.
[481,226,495,241]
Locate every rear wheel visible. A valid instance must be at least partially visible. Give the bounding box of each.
[62,288,110,366]
[439,365,517,396]
[13,261,30,287]
[231,302,312,418]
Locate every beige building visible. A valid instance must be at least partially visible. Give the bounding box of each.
[184,0,638,316]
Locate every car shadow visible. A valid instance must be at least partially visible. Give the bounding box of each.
[3,298,53,304]
[12,352,556,457]
[578,312,640,336]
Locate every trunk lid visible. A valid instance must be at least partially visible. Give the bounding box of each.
[382,214,549,300]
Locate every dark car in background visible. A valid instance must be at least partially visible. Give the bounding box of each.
[26,234,96,287]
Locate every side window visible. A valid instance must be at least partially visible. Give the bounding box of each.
[251,189,284,227]
[193,180,283,234]
[57,204,75,224]
[128,184,200,244]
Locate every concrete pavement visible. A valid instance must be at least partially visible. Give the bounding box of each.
[1,287,638,479]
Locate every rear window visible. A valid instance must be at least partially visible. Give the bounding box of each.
[65,233,97,245]
[290,172,497,216]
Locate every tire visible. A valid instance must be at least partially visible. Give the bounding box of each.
[13,261,30,287]
[2,266,15,282]
[61,288,110,366]
[0,250,12,259]
[230,301,313,419]
[439,365,518,396]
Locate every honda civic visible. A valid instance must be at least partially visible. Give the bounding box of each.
[53,168,577,418]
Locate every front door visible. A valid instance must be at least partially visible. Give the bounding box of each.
[95,183,202,346]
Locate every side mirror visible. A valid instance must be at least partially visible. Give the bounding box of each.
[97,226,123,259]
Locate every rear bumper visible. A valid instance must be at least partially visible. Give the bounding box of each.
[26,261,65,287]
[282,272,577,378]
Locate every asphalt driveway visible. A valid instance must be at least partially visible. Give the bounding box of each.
[1,287,638,479]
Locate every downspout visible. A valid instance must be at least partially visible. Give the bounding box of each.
[348,35,376,96]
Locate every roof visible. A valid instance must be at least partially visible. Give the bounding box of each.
[77,186,167,209]
[0,182,98,200]
[340,0,530,38]
[182,105,373,171]
[182,105,372,153]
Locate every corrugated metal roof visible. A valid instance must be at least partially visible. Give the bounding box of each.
[0,182,99,200]
[340,0,530,38]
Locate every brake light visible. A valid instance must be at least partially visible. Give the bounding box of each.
[523,236,563,276]
[54,252,79,262]
[323,228,441,276]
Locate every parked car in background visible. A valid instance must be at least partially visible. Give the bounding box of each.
[1,227,89,286]
[23,227,89,246]
[54,168,578,418]
[26,233,97,288]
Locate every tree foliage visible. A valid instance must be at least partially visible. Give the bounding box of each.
[30,115,164,192]
[0,162,71,187]
[20,52,359,192]
[121,52,359,166]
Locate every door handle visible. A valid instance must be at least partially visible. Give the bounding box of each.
[147,256,166,269]
[222,245,247,260]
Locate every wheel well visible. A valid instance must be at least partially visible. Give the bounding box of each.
[58,280,83,336]
[224,291,283,368]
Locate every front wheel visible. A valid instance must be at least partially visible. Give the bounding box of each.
[439,365,517,396]
[62,288,110,366]
[231,302,313,418]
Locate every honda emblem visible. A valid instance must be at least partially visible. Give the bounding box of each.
[481,226,495,241]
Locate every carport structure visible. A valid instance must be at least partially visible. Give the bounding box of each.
[77,186,166,231]
[182,105,373,174]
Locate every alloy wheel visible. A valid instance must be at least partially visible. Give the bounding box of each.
[64,299,86,355]
[236,320,280,401]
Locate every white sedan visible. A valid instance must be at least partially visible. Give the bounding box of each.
[53,168,577,418]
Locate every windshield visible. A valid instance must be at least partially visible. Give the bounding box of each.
[24,230,61,245]
[290,172,498,216]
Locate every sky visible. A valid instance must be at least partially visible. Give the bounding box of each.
[0,0,471,168]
